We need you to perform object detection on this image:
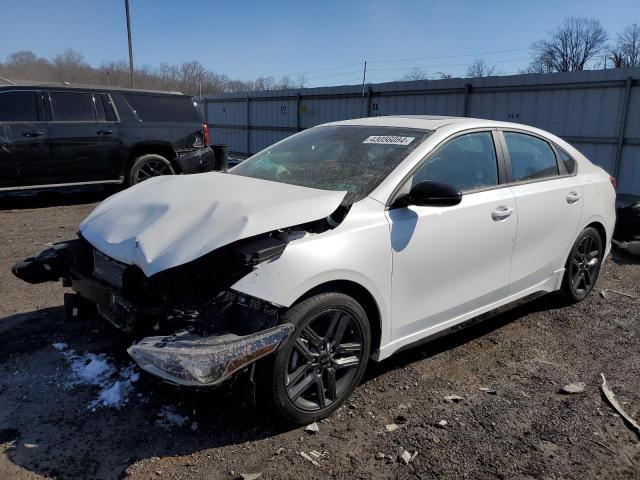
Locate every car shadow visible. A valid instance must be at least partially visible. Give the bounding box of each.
[610,246,640,265]
[0,186,119,210]
[0,306,292,480]
[0,293,565,479]
[362,292,567,381]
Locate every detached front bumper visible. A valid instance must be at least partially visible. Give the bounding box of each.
[128,323,294,387]
[13,238,293,387]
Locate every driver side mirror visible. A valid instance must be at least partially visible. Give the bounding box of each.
[392,180,462,208]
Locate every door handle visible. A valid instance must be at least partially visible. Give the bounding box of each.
[566,191,581,204]
[22,131,43,137]
[491,206,513,221]
[97,130,113,136]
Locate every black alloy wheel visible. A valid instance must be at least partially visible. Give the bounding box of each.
[562,227,603,302]
[264,292,370,424]
[128,153,175,185]
[285,308,364,411]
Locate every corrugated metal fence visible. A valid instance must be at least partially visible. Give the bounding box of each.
[201,68,640,201]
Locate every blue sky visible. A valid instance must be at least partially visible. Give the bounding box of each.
[0,0,637,86]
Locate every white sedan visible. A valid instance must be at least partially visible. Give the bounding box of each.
[13,116,616,424]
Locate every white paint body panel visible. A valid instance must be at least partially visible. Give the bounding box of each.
[77,115,617,363]
[387,188,517,342]
[233,117,616,361]
[80,172,346,276]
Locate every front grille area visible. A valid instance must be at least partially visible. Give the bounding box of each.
[93,249,126,289]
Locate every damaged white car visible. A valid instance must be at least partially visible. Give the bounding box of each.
[13,116,616,423]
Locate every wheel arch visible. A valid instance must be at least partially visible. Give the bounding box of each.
[291,279,382,359]
[128,143,181,173]
[585,220,607,247]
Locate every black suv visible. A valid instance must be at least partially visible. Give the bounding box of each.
[0,84,214,190]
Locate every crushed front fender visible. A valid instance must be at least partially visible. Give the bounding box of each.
[127,323,294,387]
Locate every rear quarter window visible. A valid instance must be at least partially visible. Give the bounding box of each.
[557,148,577,174]
[124,94,200,123]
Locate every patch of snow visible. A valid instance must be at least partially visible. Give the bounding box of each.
[54,347,139,410]
[52,342,68,351]
[155,405,189,429]
[69,353,116,385]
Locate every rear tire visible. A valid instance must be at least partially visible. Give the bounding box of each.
[561,227,603,302]
[260,292,370,424]
[127,153,175,186]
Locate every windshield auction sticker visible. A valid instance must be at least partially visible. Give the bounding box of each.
[363,135,415,146]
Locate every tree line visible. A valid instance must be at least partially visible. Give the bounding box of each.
[1,17,638,94]
[0,49,306,96]
[403,18,639,81]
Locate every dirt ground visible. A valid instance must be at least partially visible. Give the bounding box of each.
[0,189,639,480]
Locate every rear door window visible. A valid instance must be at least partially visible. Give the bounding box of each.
[124,94,200,122]
[49,91,96,122]
[0,91,38,121]
[504,132,558,182]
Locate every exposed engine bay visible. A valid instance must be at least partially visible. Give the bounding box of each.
[12,205,349,387]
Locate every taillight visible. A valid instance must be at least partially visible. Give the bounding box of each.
[610,176,617,189]
[202,123,210,146]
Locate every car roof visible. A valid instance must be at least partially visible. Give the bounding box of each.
[322,115,540,133]
[0,80,185,96]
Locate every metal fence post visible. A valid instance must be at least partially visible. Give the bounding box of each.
[614,76,633,178]
[296,93,301,131]
[245,97,251,156]
[463,83,472,117]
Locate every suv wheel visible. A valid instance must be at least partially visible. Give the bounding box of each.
[128,154,175,185]
[262,292,370,424]
[561,227,603,302]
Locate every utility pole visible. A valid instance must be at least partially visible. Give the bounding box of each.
[360,61,367,117]
[125,0,134,87]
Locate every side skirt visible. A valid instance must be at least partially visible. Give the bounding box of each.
[374,269,565,362]
[388,291,547,358]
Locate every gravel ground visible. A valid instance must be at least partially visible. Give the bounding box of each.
[0,190,638,480]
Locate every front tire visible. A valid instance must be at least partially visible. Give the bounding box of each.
[127,153,175,186]
[265,292,370,424]
[561,227,603,302]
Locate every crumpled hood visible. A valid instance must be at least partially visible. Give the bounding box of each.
[80,172,346,277]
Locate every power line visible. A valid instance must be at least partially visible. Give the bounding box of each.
[366,47,533,64]
[268,46,533,80]
[367,57,532,73]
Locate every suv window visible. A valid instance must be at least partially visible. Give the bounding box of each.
[504,132,558,182]
[124,94,200,122]
[412,132,499,192]
[49,91,96,122]
[557,148,576,174]
[100,94,118,121]
[0,91,38,122]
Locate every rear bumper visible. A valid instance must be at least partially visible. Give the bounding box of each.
[175,146,215,173]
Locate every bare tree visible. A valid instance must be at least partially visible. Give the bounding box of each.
[435,72,453,80]
[608,23,640,67]
[466,59,496,78]
[52,49,90,83]
[2,50,53,81]
[529,17,608,72]
[402,68,430,81]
